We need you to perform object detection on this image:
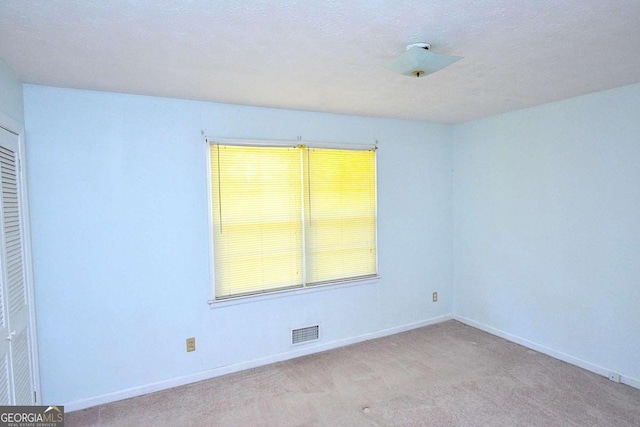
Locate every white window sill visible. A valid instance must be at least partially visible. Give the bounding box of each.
[208,275,381,309]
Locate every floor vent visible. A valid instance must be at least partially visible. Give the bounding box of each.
[292,325,319,345]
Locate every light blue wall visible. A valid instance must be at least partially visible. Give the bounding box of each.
[23,85,453,406]
[24,80,640,408]
[0,59,23,125]
[453,84,640,383]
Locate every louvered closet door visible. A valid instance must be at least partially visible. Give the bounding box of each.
[0,127,34,405]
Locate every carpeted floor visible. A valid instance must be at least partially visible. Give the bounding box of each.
[67,320,640,426]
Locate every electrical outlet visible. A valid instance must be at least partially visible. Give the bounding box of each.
[186,337,196,352]
[432,292,438,302]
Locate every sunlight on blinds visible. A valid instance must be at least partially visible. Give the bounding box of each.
[304,148,377,284]
[210,145,303,299]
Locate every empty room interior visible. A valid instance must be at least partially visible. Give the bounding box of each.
[0,1,639,425]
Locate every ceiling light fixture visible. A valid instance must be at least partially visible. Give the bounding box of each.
[387,43,462,78]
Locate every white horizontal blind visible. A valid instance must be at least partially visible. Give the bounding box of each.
[209,143,377,300]
[304,148,377,284]
[210,145,303,299]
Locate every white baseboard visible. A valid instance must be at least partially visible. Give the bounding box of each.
[65,313,454,412]
[454,315,640,391]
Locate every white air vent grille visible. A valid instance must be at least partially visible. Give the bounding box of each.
[292,325,319,345]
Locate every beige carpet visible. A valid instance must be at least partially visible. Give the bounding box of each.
[67,320,640,426]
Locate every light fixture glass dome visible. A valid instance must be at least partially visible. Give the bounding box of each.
[387,43,462,77]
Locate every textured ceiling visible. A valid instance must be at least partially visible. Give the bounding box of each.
[1,1,639,123]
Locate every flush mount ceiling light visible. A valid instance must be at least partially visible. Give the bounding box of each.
[387,43,462,78]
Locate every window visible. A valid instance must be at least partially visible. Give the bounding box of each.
[208,141,377,301]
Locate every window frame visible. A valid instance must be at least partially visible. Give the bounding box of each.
[205,137,380,306]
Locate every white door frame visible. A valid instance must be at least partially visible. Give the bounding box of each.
[0,111,41,404]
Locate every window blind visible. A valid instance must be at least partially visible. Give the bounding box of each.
[304,148,377,284]
[209,143,377,300]
[210,145,303,299]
